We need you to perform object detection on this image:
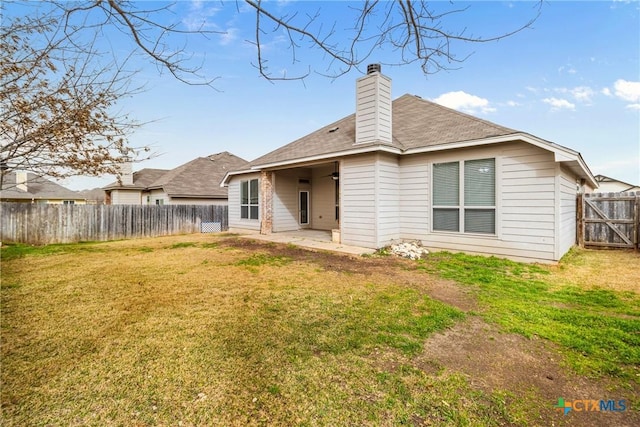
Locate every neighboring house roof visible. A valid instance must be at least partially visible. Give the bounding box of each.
[147,152,248,198]
[1,171,85,201]
[103,168,170,190]
[78,188,107,204]
[594,174,640,192]
[224,94,596,188]
[104,152,248,198]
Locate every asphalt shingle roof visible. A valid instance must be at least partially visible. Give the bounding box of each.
[249,94,518,167]
[103,168,169,190]
[104,152,248,198]
[148,152,248,198]
[1,172,84,201]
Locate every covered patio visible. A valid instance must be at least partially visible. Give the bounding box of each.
[259,161,341,235]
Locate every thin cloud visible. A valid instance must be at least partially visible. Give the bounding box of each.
[182,0,222,32]
[543,97,575,111]
[594,156,640,185]
[595,156,640,171]
[181,2,241,48]
[571,86,595,103]
[432,91,496,114]
[610,0,634,9]
[613,79,640,103]
[626,104,640,110]
[552,86,594,104]
[558,65,577,75]
[219,27,239,46]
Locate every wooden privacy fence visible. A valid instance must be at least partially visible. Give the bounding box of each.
[577,192,639,249]
[0,203,228,245]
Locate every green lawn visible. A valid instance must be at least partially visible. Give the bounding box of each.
[417,251,640,383]
[1,235,638,425]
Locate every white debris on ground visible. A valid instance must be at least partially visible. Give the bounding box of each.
[389,241,430,260]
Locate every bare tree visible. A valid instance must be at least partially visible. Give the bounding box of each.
[48,0,542,81]
[246,0,543,80]
[1,0,542,187]
[0,4,152,189]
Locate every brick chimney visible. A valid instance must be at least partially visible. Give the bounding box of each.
[355,64,392,145]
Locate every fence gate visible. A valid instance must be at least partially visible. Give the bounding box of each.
[578,192,639,249]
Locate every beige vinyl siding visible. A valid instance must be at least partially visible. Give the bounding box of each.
[341,154,377,247]
[396,142,561,262]
[228,173,261,231]
[111,189,141,205]
[149,190,168,205]
[399,156,430,239]
[273,170,303,232]
[311,165,338,231]
[500,143,557,260]
[355,74,392,144]
[558,165,578,257]
[375,153,400,246]
[594,181,633,193]
[141,191,151,205]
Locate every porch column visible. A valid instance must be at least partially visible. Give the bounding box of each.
[260,170,273,235]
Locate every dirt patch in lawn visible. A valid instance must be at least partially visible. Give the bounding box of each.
[218,237,394,274]
[218,237,478,312]
[220,237,638,426]
[419,316,639,427]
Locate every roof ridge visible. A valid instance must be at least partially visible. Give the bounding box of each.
[244,93,524,169]
[399,93,518,134]
[148,157,207,188]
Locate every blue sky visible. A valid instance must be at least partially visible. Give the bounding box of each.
[27,1,640,190]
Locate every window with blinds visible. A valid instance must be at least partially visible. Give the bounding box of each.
[433,162,460,232]
[433,158,495,234]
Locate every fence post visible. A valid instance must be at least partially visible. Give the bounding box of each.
[633,192,640,251]
[576,194,584,248]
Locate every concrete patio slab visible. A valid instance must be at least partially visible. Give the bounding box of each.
[230,229,377,256]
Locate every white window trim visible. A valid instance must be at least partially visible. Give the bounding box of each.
[432,158,497,236]
[240,178,259,220]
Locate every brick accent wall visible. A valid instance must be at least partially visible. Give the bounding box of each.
[260,170,273,234]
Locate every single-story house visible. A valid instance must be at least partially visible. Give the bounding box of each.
[77,188,108,205]
[593,174,640,193]
[105,152,248,205]
[104,168,169,205]
[222,65,597,263]
[1,171,86,204]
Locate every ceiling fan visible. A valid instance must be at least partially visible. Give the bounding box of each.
[321,161,339,180]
